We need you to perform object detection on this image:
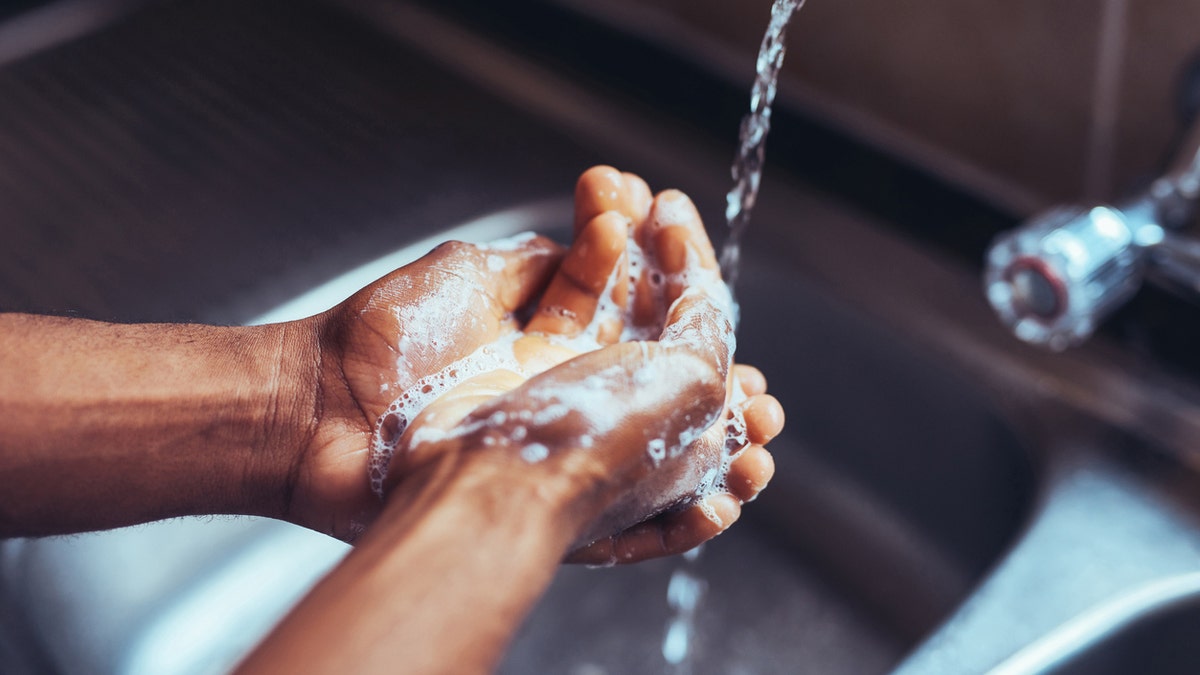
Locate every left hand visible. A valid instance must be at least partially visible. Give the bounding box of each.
[280,234,564,540]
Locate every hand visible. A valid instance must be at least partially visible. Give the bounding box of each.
[283,233,565,540]
[376,166,782,562]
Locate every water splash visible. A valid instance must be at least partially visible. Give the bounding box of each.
[719,0,806,289]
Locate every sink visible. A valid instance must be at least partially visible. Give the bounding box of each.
[3,0,1200,674]
[1045,586,1200,675]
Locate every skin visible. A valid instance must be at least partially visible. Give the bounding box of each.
[0,166,783,673]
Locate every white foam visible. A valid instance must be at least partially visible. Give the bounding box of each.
[647,438,667,465]
[520,443,550,463]
[387,279,479,376]
[696,498,723,527]
[531,402,570,425]
[368,331,526,496]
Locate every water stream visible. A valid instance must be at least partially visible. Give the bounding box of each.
[662,546,707,673]
[664,2,804,672]
[718,0,806,289]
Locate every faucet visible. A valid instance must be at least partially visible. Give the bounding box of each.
[984,61,1200,351]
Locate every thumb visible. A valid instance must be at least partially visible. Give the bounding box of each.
[469,233,564,313]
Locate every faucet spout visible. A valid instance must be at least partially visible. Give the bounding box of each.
[984,92,1200,350]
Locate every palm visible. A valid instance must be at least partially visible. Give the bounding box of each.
[290,238,561,540]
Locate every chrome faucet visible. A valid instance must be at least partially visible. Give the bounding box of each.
[985,77,1200,351]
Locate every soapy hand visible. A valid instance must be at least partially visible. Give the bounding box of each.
[369,166,782,562]
[283,230,565,540]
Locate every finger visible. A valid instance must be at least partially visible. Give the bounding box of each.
[373,235,559,390]
[575,166,636,236]
[660,291,735,376]
[343,236,560,402]
[734,364,768,396]
[565,493,741,565]
[725,445,775,503]
[527,212,628,340]
[512,334,579,373]
[648,190,719,297]
[742,394,784,445]
[622,172,653,229]
[473,234,566,313]
[627,178,660,331]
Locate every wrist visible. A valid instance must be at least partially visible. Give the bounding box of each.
[240,317,324,522]
[378,444,606,552]
[264,310,382,537]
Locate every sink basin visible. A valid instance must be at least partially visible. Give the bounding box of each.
[1046,584,1200,675]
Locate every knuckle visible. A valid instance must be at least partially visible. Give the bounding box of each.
[431,239,475,259]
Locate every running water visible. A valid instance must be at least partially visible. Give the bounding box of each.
[718,0,806,289]
[664,3,804,671]
[661,546,707,674]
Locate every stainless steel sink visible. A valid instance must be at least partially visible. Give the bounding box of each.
[4,0,1200,674]
[1045,589,1200,675]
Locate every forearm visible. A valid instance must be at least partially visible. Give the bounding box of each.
[0,313,317,536]
[238,452,590,675]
